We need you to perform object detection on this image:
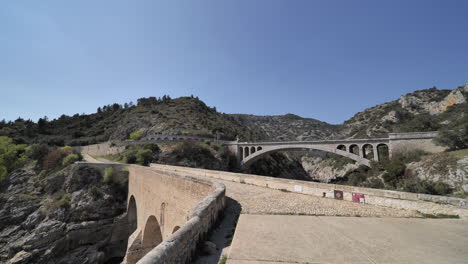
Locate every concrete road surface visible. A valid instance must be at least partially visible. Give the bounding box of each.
[227,215,468,264]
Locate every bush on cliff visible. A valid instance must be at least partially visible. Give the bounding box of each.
[128,129,144,141]
[397,177,452,195]
[433,104,468,150]
[160,140,219,169]
[42,146,82,171]
[116,144,160,165]
[0,136,27,182]
[62,153,81,167]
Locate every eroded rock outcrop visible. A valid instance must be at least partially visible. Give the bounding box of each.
[301,155,358,183]
[0,163,129,264]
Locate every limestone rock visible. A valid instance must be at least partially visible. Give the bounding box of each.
[426,88,466,114]
[381,110,398,123]
[22,210,45,230]
[7,251,32,264]
[301,155,357,183]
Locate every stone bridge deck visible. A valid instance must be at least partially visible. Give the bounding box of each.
[151,164,468,264]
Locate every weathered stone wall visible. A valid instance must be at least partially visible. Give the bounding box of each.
[388,132,446,156]
[151,164,468,218]
[79,142,125,157]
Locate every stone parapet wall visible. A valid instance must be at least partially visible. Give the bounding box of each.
[388,131,439,139]
[150,164,468,218]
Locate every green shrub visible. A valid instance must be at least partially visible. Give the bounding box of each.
[103,167,114,184]
[0,136,27,179]
[382,160,406,187]
[58,193,71,208]
[26,144,49,162]
[392,149,429,163]
[347,172,367,186]
[90,186,102,200]
[363,178,384,189]
[123,150,138,164]
[62,153,80,167]
[128,129,144,141]
[136,149,154,165]
[397,177,452,195]
[0,166,7,182]
[42,148,73,170]
[397,178,427,194]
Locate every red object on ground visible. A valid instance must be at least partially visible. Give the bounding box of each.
[352,193,365,203]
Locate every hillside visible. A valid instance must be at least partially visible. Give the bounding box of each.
[341,83,468,138]
[0,96,264,146]
[231,114,340,141]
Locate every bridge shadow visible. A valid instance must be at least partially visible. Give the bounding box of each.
[192,197,242,264]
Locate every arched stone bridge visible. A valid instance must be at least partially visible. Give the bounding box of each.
[227,132,445,167]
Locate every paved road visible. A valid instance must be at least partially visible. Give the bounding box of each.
[227,215,468,264]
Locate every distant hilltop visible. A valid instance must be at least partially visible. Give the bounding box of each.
[0,83,466,146]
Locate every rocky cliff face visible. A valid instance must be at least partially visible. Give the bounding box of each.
[406,153,468,192]
[301,155,358,183]
[0,163,129,264]
[399,84,467,115]
[341,83,468,138]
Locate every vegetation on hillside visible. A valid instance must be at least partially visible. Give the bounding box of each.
[0,96,264,147]
[0,136,27,181]
[330,150,457,196]
[0,136,83,185]
[107,140,239,171]
[342,85,467,138]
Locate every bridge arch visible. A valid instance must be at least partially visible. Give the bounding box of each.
[377,143,389,160]
[349,144,360,156]
[337,144,346,151]
[245,147,250,157]
[241,144,371,168]
[251,146,256,154]
[127,195,138,236]
[142,215,163,248]
[257,146,262,151]
[362,144,374,159]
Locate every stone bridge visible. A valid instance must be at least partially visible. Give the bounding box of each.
[227,132,445,167]
[81,162,225,264]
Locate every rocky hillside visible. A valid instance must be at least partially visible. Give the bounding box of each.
[341,83,468,138]
[231,114,340,141]
[0,163,129,264]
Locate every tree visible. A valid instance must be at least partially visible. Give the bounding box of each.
[97,107,102,113]
[37,116,48,134]
[112,103,121,111]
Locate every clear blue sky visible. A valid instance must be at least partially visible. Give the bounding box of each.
[1,0,467,124]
